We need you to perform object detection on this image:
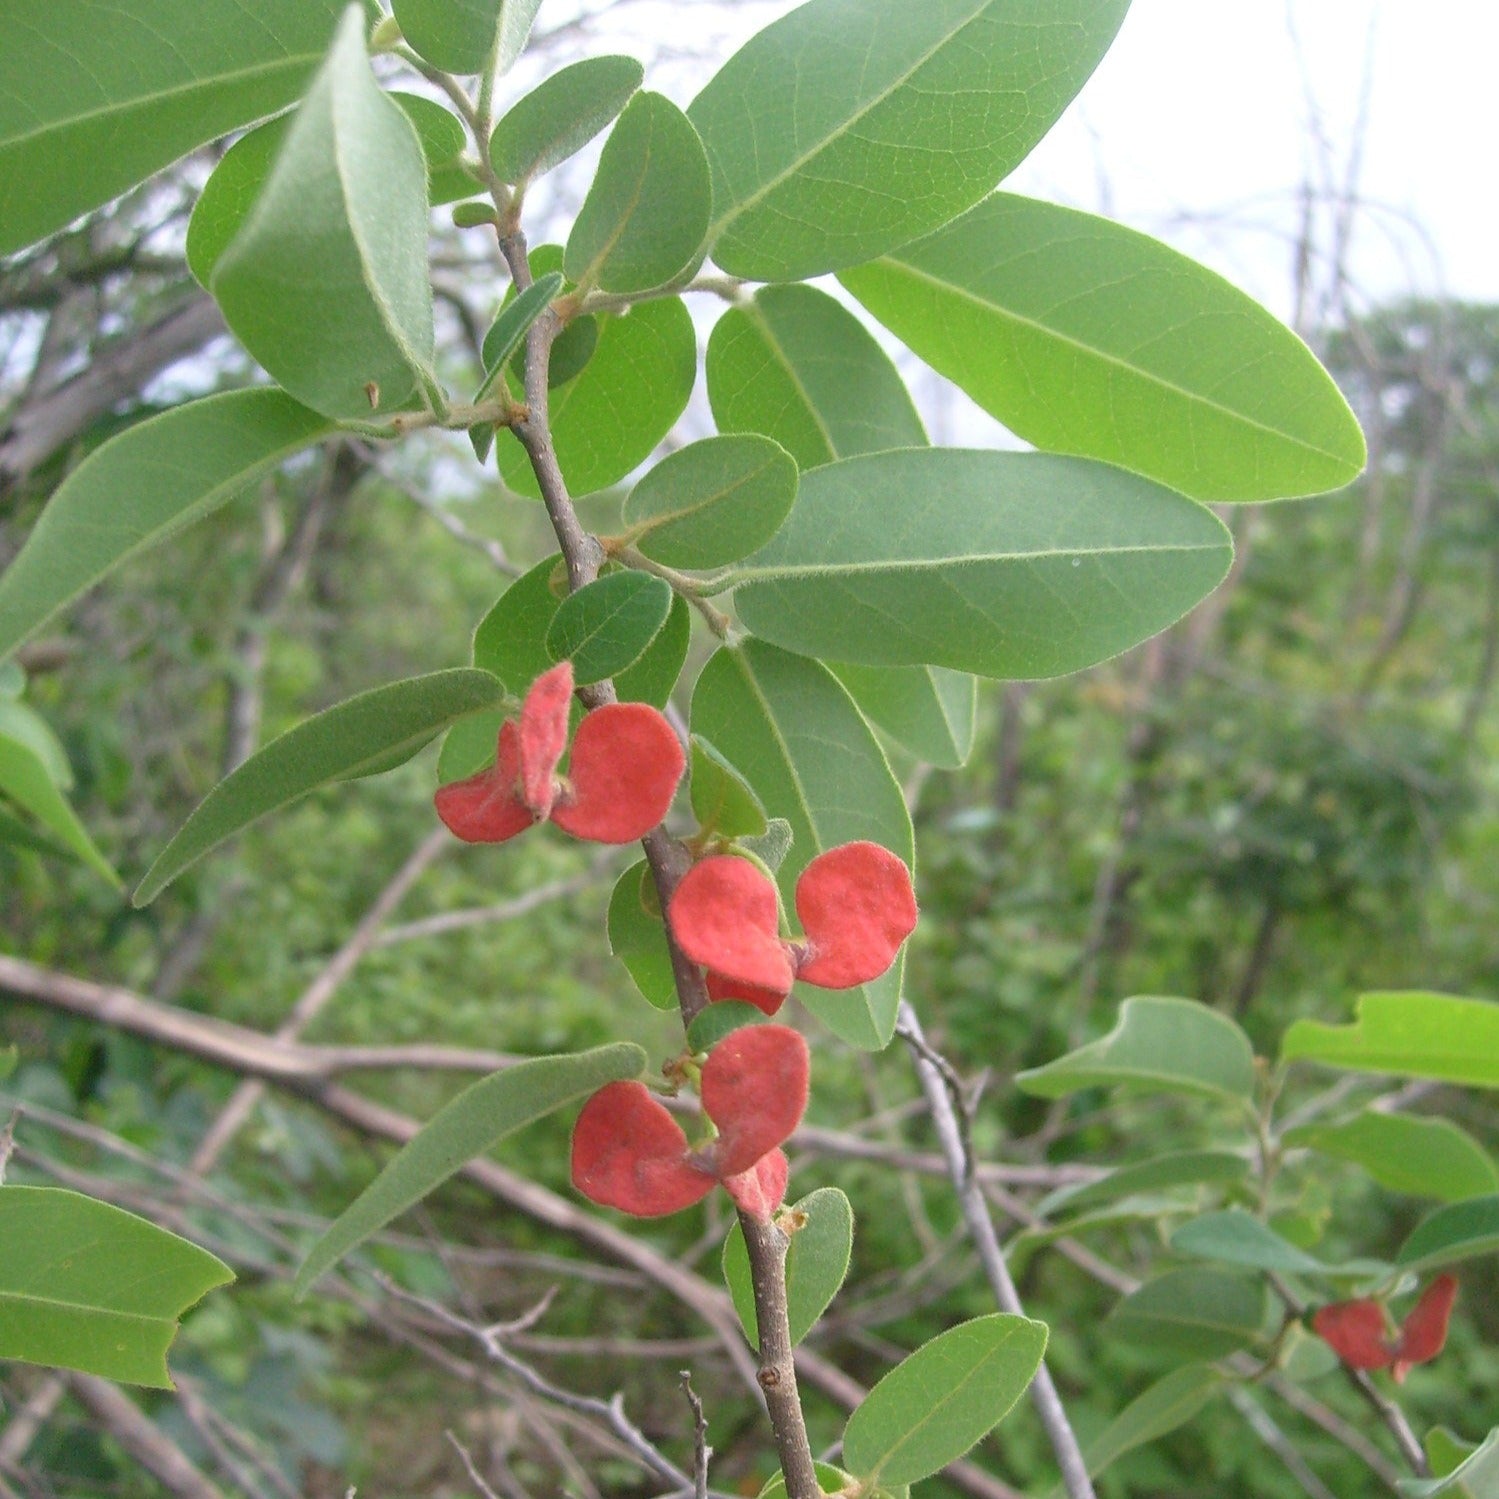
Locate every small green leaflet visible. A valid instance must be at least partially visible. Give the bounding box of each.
[706,284,927,469]
[1080,1365,1223,1481]
[0,733,118,886]
[841,193,1366,503]
[491,56,644,185]
[0,390,332,663]
[689,737,767,839]
[1170,1210,1334,1276]
[841,1313,1048,1488]
[1286,1112,1499,1203]
[545,572,672,685]
[295,1044,645,1294]
[730,450,1233,680]
[0,1186,233,1388]
[831,664,976,770]
[1282,991,1499,1089]
[135,669,506,904]
[211,7,435,420]
[1107,1268,1267,1361]
[685,1001,768,1053]
[606,861,676,1010]
[476,273,565,401]
[1038,1150,1251,1218]
[392,0,541,76]
[1015,996,1256,1102]
[1397,1195,1499,1273]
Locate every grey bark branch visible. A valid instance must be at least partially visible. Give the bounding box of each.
[67,1375,224,1499]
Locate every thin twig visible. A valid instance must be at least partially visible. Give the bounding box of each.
[446,1431,505,1499]
[679,1371,710,1499]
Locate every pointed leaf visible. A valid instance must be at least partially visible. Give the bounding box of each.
[477,273,565,399]
[1171,1210,1333,1276]
[136,669,506,904]
[1038,1151,1251,1218]
[0,0,343,255]
[1286,1113,1499,1204]
[831,664,976,769]
[731,450,1233,680]
[491,55,644,184]
[564,92,710,294]
[1397,1196,1499,1273]
[706,284,927,469]
[691,641,913,1050]
[0,733,117,886]
[1108,1269,1268,1361]
[1283,992,1499,1089]
[1397,1429,1499,1497]
[0,1186,233,1387]
[1016,996,1256,1102]
[0,391,332,663]
[842,1314,1048,1487]
[624,435,798,570]
[688,0,1129,280]
[211,7,435,420]
[1082,1366,1223,1480]
[296,1044,645,1294]
[841,193,1365,503]
[545,572,672,685]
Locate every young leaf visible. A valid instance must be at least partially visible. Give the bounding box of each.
[0,1186,233,1387]
[1082,1365,1224,1480]
[841,1313,1048,1487]
[392,0,541,76]
[1016,996,1256,1102]
[1283,992,1499,1089]
[545,572,673,685]
[0,0,343,255]
[1397,1195,1499,1273]
[1397,1429,1499,1497]
[690,737,768,839]
[1170,1209,1333,1276]
[723,1187,853,1350]
[706,284,927,468]
[564,92,710,295]
[211,6,435,420]
[841,193,1366,503]
[476,272,565,400]
[624,435,798,570]
[1108,1269,1268,1361]
[607,861,677,1010]
[0,733,118,886]
[136,669,506,904]
[831,664,976,770]
[1286,1112,1499,1204]
[0,390,332,663]
[1038,1150,1251,1218]
[757,1462,870,1499]
[490,55,644,184]
[296,1044,645,1294]
[691,641,913,1050]
[730,450,1233,680]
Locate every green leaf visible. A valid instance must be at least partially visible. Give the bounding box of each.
[1016,996,1256,1103]
[842,1313,1047,1487]
[1170,1210,1331,1276]
[476,273,565,399]
[0,806,73,863]
[1038,1151,1251,1219]
[564,92,710,294]
[730,450,1233,680]
[1398,1429,1499,1497]
[0,1046,15,1082]
[136,669,506,904]
[0,1186,233,1387]
[1108,1269,1267,1361]
[723,1187,853,1351]
[688,0,1128,281]
[614,592,690,709]
[691,641,913,1050]
[0,733,118,886]
[706,284,927,469]
[1283,992,1499,1089]
[758,1462,871,1499]
[690,737,767,839]
[545,572,672,685]
[394,93,480,205]
[491,55,644,184]
[831,664,976,769]
[1081,1366,1223,1480]
[606,861,676,1010]
[1286,1113,1499,1204]
[295,1043,644,1294]
[497,296,696,499]
[0,700,72,789]
[744,817,794,874]
[211,7,435,421]
[624,436,797,571]
[0,391,332,663]
[686,1002,769,1053]
[0,0,343,256]
[1426,1429,1482,1481]
[474,555,564,691]
[841,193,1366,503]
[392,0,541,75]
[1397,1196,1499,1273]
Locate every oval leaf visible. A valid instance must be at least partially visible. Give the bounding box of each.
[614,591,690,709]
[730,450,1234,680]
[1170,1210,1332,1276]
[830,664,976,770]
[1083,1365,1223,1480]
[545,571,673,685]
[1038,1150,1251,1219]
[211,7,435,420]
[491,55,644,184]
[686,1001,769,1054]
[476,272,565,399]
[1108,1269,1268,1361]
[842,1313,1048,1487]
[295,1043,646,1294]
[135,669,506,904]
[707,284,927,468]
[625,435,798,570]
[0,1186,233,1388]
[1016,996,1256,1102]
[393,0,540,76]
[606,860,676,1010]
[1286,1112,1499,1204]
[841,193,1366,503]
[1397,1195,1499,1273]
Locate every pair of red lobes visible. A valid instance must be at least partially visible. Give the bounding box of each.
[1313,1273,1457,1382]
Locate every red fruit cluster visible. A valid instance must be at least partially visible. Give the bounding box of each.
[1313,1273,1457,1382]
[570,1025,808,1219]
[667,842,918,1014]
[435,661,684,845]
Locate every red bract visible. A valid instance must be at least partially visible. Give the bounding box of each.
[1392,1273,1457,1383]
[669,843,917,1009]
[1312,1274,1459,1380]
[434,661,684,846]
[570,1025,808,1219]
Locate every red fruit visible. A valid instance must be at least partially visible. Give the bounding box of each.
[1313,1298,1392,1371]
[723,1148,789,1219]
[706,970,788,1016]
[697,1024,809,1177]
[1392,1274,1457,1382]
[794,842,918,989]
[569,1082,713,1217]
[433,721,535,843]
[518,661,573,817]
[551,702,686,844]
[669,857,794,997]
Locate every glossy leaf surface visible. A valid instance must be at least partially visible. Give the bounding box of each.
[545,572,672,685]
[1287,1112,1499,1203]
[491,55,644,184]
